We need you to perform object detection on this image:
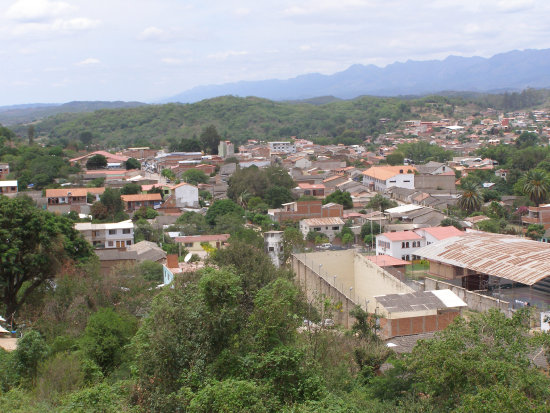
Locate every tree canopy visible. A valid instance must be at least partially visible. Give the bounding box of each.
[0,197,93,324]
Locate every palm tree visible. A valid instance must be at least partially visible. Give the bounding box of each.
[458,181,482,213]
[522,169,550,206]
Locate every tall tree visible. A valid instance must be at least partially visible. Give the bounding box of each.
[522,169,550,206]
[0,197,93,325]
[200,125,221,155]
[86,154,108,170]
[457,181,483,213]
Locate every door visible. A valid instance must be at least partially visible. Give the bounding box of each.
[116,241,124,248]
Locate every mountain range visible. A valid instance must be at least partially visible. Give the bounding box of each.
[163,49,550,103]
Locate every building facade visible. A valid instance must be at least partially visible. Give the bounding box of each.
[74,220,134,249]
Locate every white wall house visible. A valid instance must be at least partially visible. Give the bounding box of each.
[74,220,134,249]
[173,182,199,208]
[413,226,463,246]
[362,165,417,192]
[375,231,425,261]
[264,231,284,267]
[269,141,296,154]
[300,217,345,242]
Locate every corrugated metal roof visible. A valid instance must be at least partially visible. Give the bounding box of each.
[301,217,345,226]
[416,232,550,285]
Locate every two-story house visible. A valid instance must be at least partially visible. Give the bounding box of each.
[375,231,425,261]
[0,180,18,195]
[74,220,134,249]
[299,217,345,242]
[362,165,417,192]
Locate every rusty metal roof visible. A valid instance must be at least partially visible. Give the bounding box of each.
[415,232,550,285]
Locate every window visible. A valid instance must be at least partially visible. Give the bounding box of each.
[123,229,131,234]
[268,247,274,252]
[109,229,116,235]
[314,227,321,232]
[185,243,193,247]
[108,241,114,247]
[402,242,405,248]
[126,240,132,246]
[332,226,340,230]
[404,180,410,183]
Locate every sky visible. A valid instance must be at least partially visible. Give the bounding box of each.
[1,0,550,105]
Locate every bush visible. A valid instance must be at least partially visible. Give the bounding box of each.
[79,308,138,373]
[14,330,49,381]
[189,379,276,413]
[35,352,85,401]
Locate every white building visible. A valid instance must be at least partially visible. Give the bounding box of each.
[362,165,417,192]
[264,231,284,267]
[269,141,296,154]
[376,231,425,261]
[413,226,463,246]
[165,182,199,208]
[74,220,134,249]
[376,226,464,261]
[218,140,235,158]
[299,217,345,242]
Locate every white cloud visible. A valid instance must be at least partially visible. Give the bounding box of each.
[161,57,183,65]
[207,50,248,60]
[52,17,99,31]
[76,58,100,66]
[234,7,251,16]
[138,26,170,42]
[6,0,74,22]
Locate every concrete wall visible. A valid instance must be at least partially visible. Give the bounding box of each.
[292,253,357,328]
[415,174,456,191]
[292,250,415,326]
[353,254,415,313]
[424,277,513,317]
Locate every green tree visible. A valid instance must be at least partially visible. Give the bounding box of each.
[14,330,49,382]
[385,151,405,165]
[282,227,305,264]
[176,211,210,235]
[515,131,539,149]
[526,224,545,240]
[369,309,550,412]
[323,190,353,209]
[80,308,138,373]
[0,197,92,324]
[161,168,176,181]
[522,169,550,206]
[200,124,221,155]
[265,185,294,208]
[182,169,209,185]
[366,194,397,211]
[205,199,244,226]
[86,154,108,169]
[360,221,381,240]
[27,125,35,145]
[125,157,140,170]
[79,131,93,146]
[457,181,483,213]
[189,379,275,413]
[120,182,140,195]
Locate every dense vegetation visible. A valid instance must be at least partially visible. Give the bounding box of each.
[11,95,471,148]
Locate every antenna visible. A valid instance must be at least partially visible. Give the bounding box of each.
[184,252,193,263]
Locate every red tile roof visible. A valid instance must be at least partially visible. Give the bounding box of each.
[418,226,463,240]
[367,255,412,267]
[379,231,422,242]
[175,234,230,243]
[121,193,162,202]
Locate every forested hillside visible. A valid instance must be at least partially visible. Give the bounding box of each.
[8,89,550,149]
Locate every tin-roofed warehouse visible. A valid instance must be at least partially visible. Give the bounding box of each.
[415,231,550,304]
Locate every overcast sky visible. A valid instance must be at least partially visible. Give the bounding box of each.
[1,0,550,105]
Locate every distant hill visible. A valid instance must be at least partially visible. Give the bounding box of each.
[0,101,146,126]
[163,49,550,103]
